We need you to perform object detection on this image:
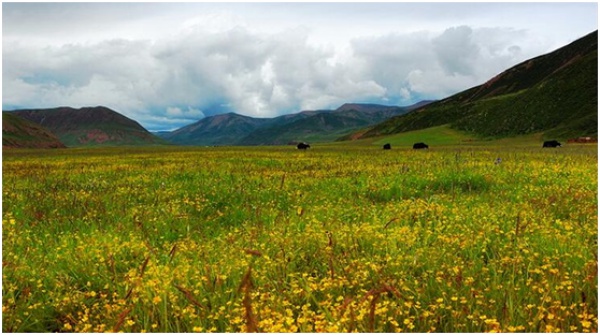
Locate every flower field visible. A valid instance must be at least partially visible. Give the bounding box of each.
[2,144,597,332]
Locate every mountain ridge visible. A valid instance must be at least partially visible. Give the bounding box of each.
[159,102,430,146]
[7,106,167,147]
[353,30,598,140]
[2,112,66,149]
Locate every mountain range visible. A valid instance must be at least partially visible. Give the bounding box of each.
[157,102,428,146]
[3,30,597,149]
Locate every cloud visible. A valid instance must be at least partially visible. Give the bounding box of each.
[433,26,480,76]
[4,24,392,128]
[350,26,547,103]
[3,4,586,131]
[166,106,205,119]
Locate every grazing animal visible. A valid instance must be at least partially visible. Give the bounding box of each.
[297,142,311,150]
[542,140,562,148]
[413,142,429,149]
[383,143,391,150]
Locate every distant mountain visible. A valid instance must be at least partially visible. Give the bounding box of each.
[353,30,598,140]
[239,104,414,145]
[160,112,271,146]
[161,103,422,146]
[2,112,66,149]
[335,103,402,113]
[8,106,167,147]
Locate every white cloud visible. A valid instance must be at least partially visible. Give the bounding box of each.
[3,3,597,130]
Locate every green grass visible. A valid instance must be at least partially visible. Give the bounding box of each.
[332,124,553,149]
[371,125,476,147]
[2,143,597,332]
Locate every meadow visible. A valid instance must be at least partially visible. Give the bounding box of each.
[2,141,597,332]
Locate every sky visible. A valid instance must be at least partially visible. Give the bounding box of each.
[2,2,598,131]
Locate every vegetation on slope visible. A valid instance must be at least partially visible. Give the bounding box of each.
[239,107,408,145]
[359,30,598,141]
[9,106,167,147]
[2,112,66,149]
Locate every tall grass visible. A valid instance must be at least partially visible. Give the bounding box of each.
[2,144,597,332]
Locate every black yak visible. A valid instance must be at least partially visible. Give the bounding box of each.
[297,142,311,150]
[542,140,562,148]
[383,143,391,150]
[413,142,429,149]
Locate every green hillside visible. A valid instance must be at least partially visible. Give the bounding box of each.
[358,30,598,141]
[2,112,66,149]
[239,107,408,145]
[8,106,167,147]
[372,125,475,147]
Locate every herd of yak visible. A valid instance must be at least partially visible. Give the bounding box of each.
[296,140,563,150]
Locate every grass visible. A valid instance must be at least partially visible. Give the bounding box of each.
[2,143,597,332]
[334,124,549,149]
[371,124,476,147]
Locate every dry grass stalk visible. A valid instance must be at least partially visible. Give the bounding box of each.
[168,243,178,263]
[238,267,258,332]
[279,173,286,189]
[174,284,206,309]
[359,284,402,332]
[139,256,151,277]
[243,248,262,257]
[384,218,399,229]
[112,306,132,332]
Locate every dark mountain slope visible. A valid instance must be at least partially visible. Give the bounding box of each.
[238,104,411,145]
[2,112,66,149]
[162,112,271,145]
[359,30,598,140]
[9,106,166,147]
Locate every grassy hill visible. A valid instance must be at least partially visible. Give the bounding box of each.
[8,106,167,147]
[356,30,598,141]
[239,105,409,145]
[2,112,66,149]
